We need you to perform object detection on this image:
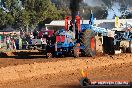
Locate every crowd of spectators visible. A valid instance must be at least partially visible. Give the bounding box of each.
[0,29,55,51]
[0,31,38,50]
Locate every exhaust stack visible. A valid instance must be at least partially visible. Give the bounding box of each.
[70,0,82,38]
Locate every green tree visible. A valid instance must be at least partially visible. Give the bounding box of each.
[0,0,21,28]
[0,8,6,28]
[0,0,61,31]
[20,0,61,31]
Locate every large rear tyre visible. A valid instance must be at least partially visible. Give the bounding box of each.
[82,30,96,57]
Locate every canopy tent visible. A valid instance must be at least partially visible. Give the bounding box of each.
[0,26,20,35]
[45,19,132,29]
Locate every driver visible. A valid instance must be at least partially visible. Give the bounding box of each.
[69,21,73,31]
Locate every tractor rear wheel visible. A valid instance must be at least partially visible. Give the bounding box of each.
[82,30,96,57]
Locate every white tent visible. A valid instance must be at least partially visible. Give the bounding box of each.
[45,19,132,29]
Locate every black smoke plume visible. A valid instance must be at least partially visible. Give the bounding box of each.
[70,0,82,23]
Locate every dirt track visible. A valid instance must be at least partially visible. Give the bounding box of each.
[0,53,131,88]
[0,37,131,88]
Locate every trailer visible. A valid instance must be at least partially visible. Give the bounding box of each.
[24,30,55,58]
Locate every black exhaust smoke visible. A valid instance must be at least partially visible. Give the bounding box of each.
[70,0,82,24]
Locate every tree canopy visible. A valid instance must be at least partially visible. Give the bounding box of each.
[0,0,131,31]
[0,0,61,31]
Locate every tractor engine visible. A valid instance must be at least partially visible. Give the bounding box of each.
[54,29,75,56]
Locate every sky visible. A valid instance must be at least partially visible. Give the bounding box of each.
[83,0,105,7]
[107,2,122,19]
[83,0,132,19]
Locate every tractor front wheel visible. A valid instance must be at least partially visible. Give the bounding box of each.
[73,43,80,58]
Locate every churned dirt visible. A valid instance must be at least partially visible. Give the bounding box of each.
[0,37,131,88]
[0,54,131,88]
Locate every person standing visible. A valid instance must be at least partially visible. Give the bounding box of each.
[41,37,46,49]
[30,32,34,39]
[19,37,22,50]
[12,39,16,50]
[6,36,11,50]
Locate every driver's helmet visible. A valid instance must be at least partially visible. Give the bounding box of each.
[70,21,73,26]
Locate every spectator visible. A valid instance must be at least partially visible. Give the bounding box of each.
[6,36,11,50]
[30,32,34,39]
[33,30,38,39]
[41,38,46,49]
[12,39,16,50]
[19,37,22,50]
